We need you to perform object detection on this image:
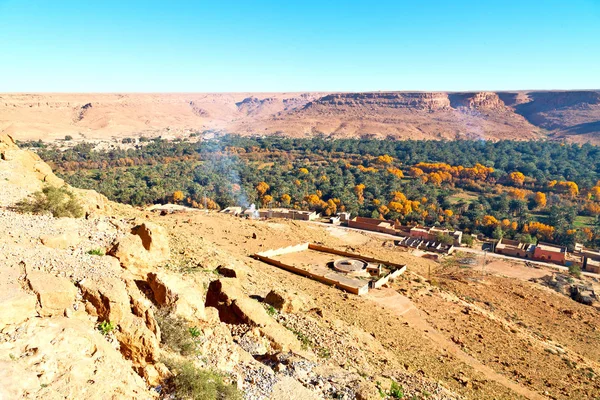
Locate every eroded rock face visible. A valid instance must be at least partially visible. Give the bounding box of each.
[265,288,313,314]
[27,270,77,317]
[147,271,206,321]
[0,318,152,399]
[308,92,452,111]
[40,232,81,250]
[109,222,170,276]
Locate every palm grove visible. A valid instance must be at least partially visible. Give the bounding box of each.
[26,135,600,250]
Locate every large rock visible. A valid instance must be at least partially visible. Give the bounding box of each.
[40,233,81,250]
[147,271,206,321]
[79,275,159,365]
[109,222,170,276]
[132,222,169,261]
[0,317,152,398]
[264,288,313,313]
[206,278,270,326]
[79,275,131,323]
[109,234,151,275]
[0,264,38,329]
[27,270,77,317]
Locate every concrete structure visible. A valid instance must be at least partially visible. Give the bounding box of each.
[585,259,600,274]
[409,226,463,246]
[220,206,243,216]
[495,238,535,258]
[395,237,454,255]
[259,208,319,221]
[533,242,567,264]
[253,243,407,295]
[348,216,398,235]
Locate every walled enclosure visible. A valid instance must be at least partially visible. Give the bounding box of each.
[253,243,407,295]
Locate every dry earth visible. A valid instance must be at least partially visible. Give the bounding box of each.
[2,91,600,143]
[2,133,600,399]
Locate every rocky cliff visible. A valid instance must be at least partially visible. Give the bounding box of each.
[2,91,600,143]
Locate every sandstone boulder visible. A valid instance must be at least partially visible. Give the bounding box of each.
[0,290,37,329]
[27,270,77,317]
[147,271,206,321]
[132,222,170,262]
[79,275,131,323]
[265,288,313,313]
[0,264,38,329]
[0,317,152,398]
[108,234,151,275]
[206,278,271,326]
[40,233,81,250]
[116,314,160,366]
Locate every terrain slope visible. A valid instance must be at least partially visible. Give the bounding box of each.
[2,91,600,143]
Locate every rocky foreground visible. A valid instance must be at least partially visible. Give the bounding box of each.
[0,133,464,399]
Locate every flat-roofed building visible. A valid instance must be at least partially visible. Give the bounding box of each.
[348,216,397,235]
[409,226,463,246]
[259,208,319,221]
[533,242,567,264]
[495,238,534,258]
[585,258,600,274]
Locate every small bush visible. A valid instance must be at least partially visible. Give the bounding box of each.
[568,264,582,278]
[265,305,277,317]
[189,326,201,338]
[87,248,105,256]
[164,359,241,400]
[98,321,115,335]
[156,310,197,356]
[461,234,474,247]
[389,381,404,399]
[64,135,73,141]
[14,186,83,218]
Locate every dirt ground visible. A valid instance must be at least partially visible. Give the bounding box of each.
[153,211,600,400]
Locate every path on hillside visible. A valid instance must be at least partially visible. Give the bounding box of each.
[366,288,546,400]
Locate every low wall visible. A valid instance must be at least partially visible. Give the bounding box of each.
[308,244,407,270]
[256,243,309,258]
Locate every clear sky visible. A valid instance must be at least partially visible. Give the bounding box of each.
[1,0,599,92]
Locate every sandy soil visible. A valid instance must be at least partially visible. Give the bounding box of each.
[151,210,600,399]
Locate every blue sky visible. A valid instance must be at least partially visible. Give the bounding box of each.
[0,0,599,92]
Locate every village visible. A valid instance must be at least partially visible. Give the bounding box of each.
[219,205,600,276]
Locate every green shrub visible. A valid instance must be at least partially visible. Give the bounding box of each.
[87,248,105,256]
[14,186,83,218]
[64,135,73,141]
[461,234,474,247]
[189,326,201,338]
[389,381,404,399]
[155,310,197,356]
[98,321,115,335]
[164,359,241,400]
[568,264,582,278]
[265,305,277,317]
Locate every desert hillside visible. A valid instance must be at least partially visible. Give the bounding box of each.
[2,91,600,143]
[2,134,600,399]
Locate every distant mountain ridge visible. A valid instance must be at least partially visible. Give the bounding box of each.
[1,91,599,143]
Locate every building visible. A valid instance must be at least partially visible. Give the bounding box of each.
[533,242,567,264]
[585,259,600,274]
[348,216,398,235]
[495,238,535,258]
[409,226,463,246]
[258,208,319,221]
[220,206,243,216]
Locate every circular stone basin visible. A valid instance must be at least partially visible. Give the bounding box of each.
[333,258,368,273]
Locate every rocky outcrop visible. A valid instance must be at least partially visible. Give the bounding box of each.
[265,288,313,313]
[109,222,170,276]
[27,270,77,317]
[448,92,507,110]
[306,92,452,111]
[147,271,206,321]
[0,318,151,399]
[40,232,81,249]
